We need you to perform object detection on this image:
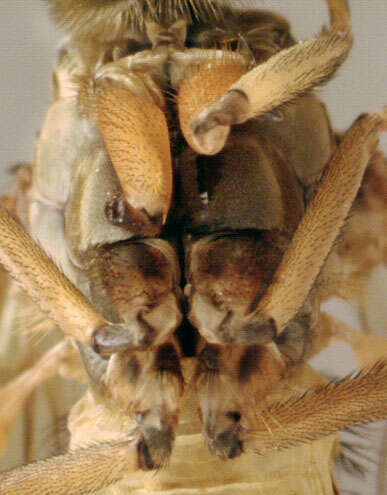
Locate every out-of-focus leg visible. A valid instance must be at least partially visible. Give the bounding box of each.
[0,339,78,457]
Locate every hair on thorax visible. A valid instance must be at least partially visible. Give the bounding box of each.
[45,0,237,41]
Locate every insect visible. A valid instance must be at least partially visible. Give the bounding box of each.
[0,0,386,493]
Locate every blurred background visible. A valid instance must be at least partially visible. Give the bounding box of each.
[0,1,386,494]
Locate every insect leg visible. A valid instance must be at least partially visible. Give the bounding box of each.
[326,0,351,31]
[318,147,386,304]
[89,239,183,355]
[0,339,78,457]
[94,86,173,233]
[100,340,184,469]
[194,339,285,459]
[0,439,140,495]
[0,206,149,351]
[185,232,282,346]
[307,312,387,367]
[199,109,386,344]
[72,239,184,466]
[243,361,387,455]
[181,1,352,155]
[250,109,387,336]
[176,50,249,155]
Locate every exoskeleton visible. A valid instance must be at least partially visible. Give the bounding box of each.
[0,1,386,494]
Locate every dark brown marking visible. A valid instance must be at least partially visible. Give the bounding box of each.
[226,411,241,423]
[238,345,261,383]
[105,195,162,236]
[239,316,277,344]
[198,345,221,373]
[127,356,140,381]
[274,314,310,364]
[137,439,155,471]
[137,249,165,279]
[176,320,199,357]
[155,344,183,381]
[213,431,243,459]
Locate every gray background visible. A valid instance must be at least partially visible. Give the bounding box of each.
[0,1,386,494]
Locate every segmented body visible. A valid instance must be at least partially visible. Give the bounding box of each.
[0,2,386,494]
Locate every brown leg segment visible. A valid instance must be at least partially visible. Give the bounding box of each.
[186,232,284,345]
[0,340,75,457]
[0,206,150,352]
[96,87,173,232]
[0,439,139,495]
[326,0,351,31]
[177,1,352,155]
[194,339,285,459]
[177,52,249,155]
[189,30,352,155]
[91,239,183,355]
[103,341,184,468]
[244,361,387,455]
[250,109,386,336]
[318,147,387,304]
[183,0,353,156]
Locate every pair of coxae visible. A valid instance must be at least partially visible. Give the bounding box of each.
[0,0,386,494]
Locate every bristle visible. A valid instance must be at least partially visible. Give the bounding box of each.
[45,1,232,42]
[14,293,57,336]
[0,439,139,494]
[244,361,387,455]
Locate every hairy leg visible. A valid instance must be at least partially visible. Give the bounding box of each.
[180,0,352,155]
[249,109,386,337]
[0,339,80,457]
[0,206,145,350]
